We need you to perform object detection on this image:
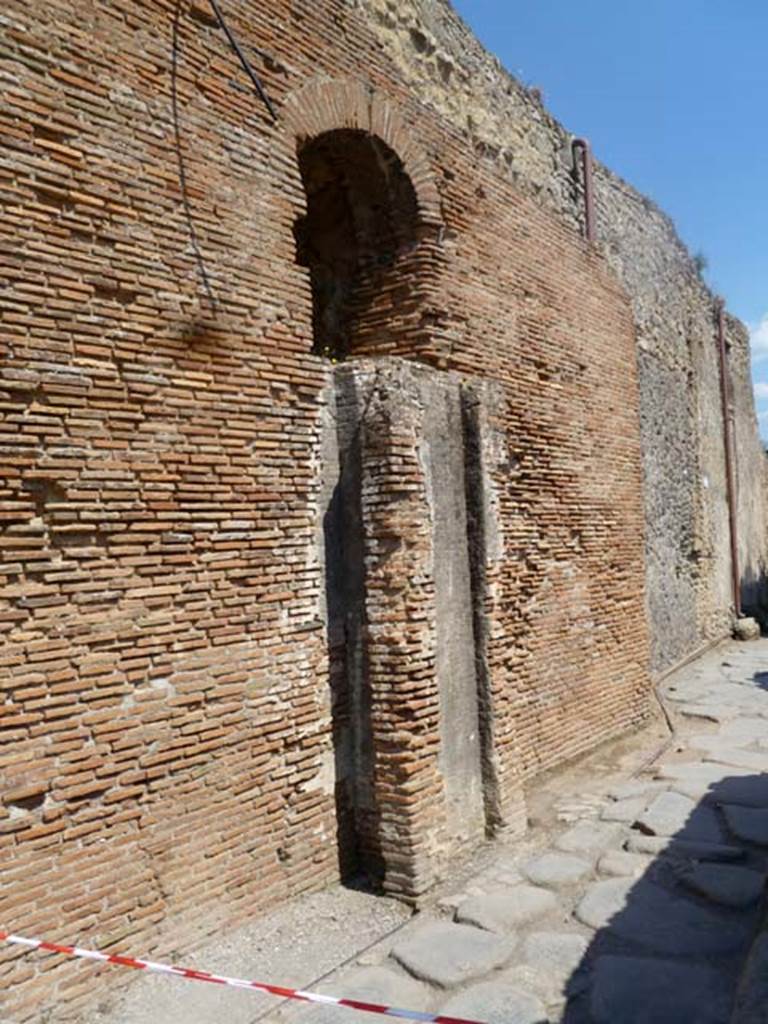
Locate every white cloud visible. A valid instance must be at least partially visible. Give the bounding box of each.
[754,381,768,399]
[750,313,768,361]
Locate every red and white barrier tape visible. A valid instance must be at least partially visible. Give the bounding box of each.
[0,931,481,1024]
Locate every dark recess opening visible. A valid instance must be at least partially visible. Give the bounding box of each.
[297,129,449,888]
[294,128,421,361]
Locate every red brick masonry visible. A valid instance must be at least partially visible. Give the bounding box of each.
[0,2,650,1019]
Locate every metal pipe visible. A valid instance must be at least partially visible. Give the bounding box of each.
[716,298,741,618]
[571,137,595,243]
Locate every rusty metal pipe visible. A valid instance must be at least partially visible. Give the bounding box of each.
[571,137,595,243]
[716,298,741,618]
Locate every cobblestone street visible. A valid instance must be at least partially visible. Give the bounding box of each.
[100,639,768,1024]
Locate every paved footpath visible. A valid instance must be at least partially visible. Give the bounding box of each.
[102,639,768,1024]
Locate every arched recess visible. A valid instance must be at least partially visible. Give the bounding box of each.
[282,79,442,224]
[283,79,445,363]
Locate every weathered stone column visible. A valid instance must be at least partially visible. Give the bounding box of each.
[462,380,528,835]
[324,358,526,899]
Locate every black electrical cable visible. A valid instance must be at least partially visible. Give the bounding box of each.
[172,0,217,309]
[208,0,279,123]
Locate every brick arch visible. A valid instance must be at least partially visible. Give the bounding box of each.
[281,78,443,227]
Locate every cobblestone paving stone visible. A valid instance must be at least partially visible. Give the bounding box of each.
[598,795,650,823]
[521,933,589,989]
[595,850,651,878]
[589,956,732,1024]
[439,981,547,1024]
[723,805,768,845]
[678,862,765,907]
[520,854,593,889]
[574,877,752,954]
[553,822,625,860]
[301,968,433,1024]
[390,922,515,988]
[624,832,745,859]
[704,748,768,771]
[634,789,724,841]
[455,886,559,932]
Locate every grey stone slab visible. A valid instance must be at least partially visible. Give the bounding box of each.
[391,922,514,989]
[456,885,557,934]
[304,967,432,1024]
[573,878,627,929]
[485,854,525,881]
[732,931,768,1024]
[723,665,768,679]
[720,678,766,693]
[438,981,547,1024]
[499,964,566,1009]
[687,733,756,754]
[554,820,624,859]
[634,789,723,842]
[679,863,765,908]
[722,666,767,682]
[484,860,524,888]
[720,650,768,668]
[664,680,717,704]
[721,718,767,742]
[601,796,650,823]
[657,761,755,800]
[608,780,667,801]
[597,850,651,878]
[715,692,768,715]
[625,833,744,861]
[522,932,588,992]
[590,955,732,1024]
[574,877,750,954]
[657,761,753,786]
[679,703,741,723]
[724,805,768,845]
[725,668,768,683]
[713,775,768,808]
[521,852,592,889]
[706,749,768,772]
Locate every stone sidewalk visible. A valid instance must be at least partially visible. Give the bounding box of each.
[102,639,768,1024]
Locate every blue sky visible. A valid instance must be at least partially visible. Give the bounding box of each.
[453,0,768,434]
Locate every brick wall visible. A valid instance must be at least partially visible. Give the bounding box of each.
[365,0,768,671]
[1,1,650,1019]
